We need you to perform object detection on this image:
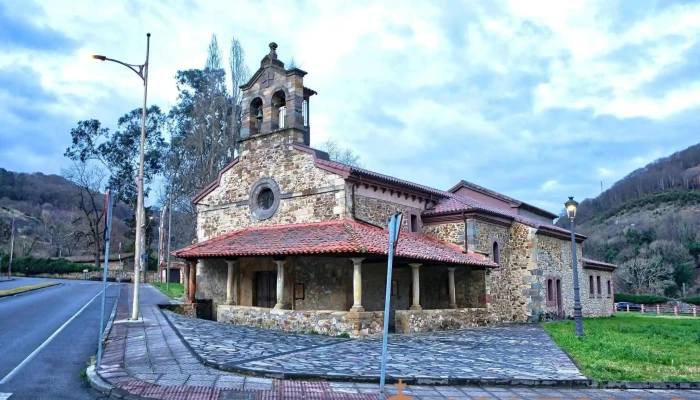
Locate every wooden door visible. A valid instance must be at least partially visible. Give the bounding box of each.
[254,271,277,308]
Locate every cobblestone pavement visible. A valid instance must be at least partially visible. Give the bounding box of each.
[95,285,700,399]
[165,311,584,382]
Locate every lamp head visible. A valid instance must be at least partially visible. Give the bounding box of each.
[565,196,578,220]
[92,55,107,61]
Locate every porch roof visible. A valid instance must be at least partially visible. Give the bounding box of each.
[173,220,496,267]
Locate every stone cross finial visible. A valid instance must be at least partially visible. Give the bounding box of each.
[268,42,278,59]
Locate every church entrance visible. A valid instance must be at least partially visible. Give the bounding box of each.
[254,271,277,308]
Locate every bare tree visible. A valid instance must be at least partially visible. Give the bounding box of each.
[62,162,107,267]
[319,139,363,167]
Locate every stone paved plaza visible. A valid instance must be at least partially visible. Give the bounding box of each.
[93,285,700,399]
[164,311,585,382]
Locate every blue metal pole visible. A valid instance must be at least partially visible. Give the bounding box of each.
[96,192,114,370]
[379,213,401,398]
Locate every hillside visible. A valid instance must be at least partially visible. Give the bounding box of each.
[0,168,133,260]
[560,143,700,298]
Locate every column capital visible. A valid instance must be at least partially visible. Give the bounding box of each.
[409,263,422,269]
[350,257,365,266]
[447,266,456,272]
[186,259,198,266]
[273,259,286,267]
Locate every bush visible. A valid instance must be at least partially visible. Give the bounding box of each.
[0,256,100,275]
[614,293,668,304]
[683,297,700,306]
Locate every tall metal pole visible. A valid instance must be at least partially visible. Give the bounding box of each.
[131,33,150,321]
[97,190,114,369]
[165,194,172,291]
[570,218,585,337]
[379,212,402,398]
[8,218,15,280]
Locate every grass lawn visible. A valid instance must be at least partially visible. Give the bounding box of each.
[543,313,700,382]
[0,282,58,297]
[151,282,184,300]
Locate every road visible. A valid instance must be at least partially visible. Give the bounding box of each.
[0,277,119,400]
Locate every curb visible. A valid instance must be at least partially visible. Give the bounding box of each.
[102,283,122,340]
[0,282,60,298]
[87,365,158,400]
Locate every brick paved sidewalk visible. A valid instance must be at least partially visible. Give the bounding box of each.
[92,284,700,400]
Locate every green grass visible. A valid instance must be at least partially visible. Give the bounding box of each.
[543,313,700,382]
[0,282,59,297]
[150,282,184,299]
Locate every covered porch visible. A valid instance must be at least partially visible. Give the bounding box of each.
[173,220,497,337]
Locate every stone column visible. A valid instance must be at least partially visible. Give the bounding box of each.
[448,267,457,309]
[350,258,365,312]
[410,263,422,311]
[187,260,198,303]
[225,259,238,305]
[274,258,287,309]
[183,261,190,299]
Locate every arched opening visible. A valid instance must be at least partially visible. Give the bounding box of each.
[271,90,286,130]
[249,97,263,136]
[492,242,500,264]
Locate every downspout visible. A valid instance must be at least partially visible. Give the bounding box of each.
[462,211,467,252]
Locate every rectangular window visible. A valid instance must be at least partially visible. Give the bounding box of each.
[596,276,602,297]
[607,280,612,298]
[410,214,419,233]
[589,275,594,297]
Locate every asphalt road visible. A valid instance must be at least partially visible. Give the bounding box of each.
[0,276,77,290]
[0,278,119,400]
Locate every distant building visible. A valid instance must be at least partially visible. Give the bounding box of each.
[173,43,615,337]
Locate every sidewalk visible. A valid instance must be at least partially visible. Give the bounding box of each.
[90,284,700,400]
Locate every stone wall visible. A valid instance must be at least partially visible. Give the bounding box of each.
[195,258,229,317]
[637,300,697,314]
[196,131,346,241]
[160,301,213,320]
[423,222,465,247]
[420,266,486,309]
[22,270,158,282]
[395,308,493,333]
[470,220,525,322]
[293,257,352,311]
[353,194,422,232]
[217,305,383,338]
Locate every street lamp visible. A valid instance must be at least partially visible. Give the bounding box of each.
[92,33,150,321]
[565,196,585,337]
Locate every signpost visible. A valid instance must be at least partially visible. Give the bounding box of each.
[97,190,115,369]
[379,212,403,399]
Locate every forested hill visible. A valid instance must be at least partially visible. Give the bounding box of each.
[560,143,700,226]
[558,143,700,298]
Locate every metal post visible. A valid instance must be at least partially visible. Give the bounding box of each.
[570,219,584,337]
[97,190,114,369]
[132,33,150,321]
[8,218,15,280]
[166,193,172,291]
[379,212,402,398]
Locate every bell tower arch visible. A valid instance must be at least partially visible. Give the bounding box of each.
[239,42,316,146]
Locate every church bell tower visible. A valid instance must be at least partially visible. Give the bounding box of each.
[239,42,316,146]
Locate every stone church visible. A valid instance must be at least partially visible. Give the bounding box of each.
[173,43,615,337]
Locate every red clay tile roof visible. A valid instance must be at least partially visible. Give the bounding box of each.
[583,258,617,269]
[173,220,495,267]
[448,180,558,219]
[424,195,587,240]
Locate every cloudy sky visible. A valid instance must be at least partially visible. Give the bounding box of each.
[1,0,699,213]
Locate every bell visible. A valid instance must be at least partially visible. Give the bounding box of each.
[256,108,263,121]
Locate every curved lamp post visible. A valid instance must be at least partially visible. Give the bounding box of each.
[92,33,150,320]
[565,196,585,337]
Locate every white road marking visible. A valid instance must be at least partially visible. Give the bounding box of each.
[0,393,12,399]
[0,285,112,384]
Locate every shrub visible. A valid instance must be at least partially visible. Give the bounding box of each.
[0,256,99,275]
[614,293,668,304]
[683,297,700,306]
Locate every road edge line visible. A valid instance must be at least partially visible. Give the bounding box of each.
[0,285,110,384]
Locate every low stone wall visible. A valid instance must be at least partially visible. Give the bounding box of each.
[20,271,159,282]
[217,305,383,338]
[395,308,493,333]
[160,300,213,320]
